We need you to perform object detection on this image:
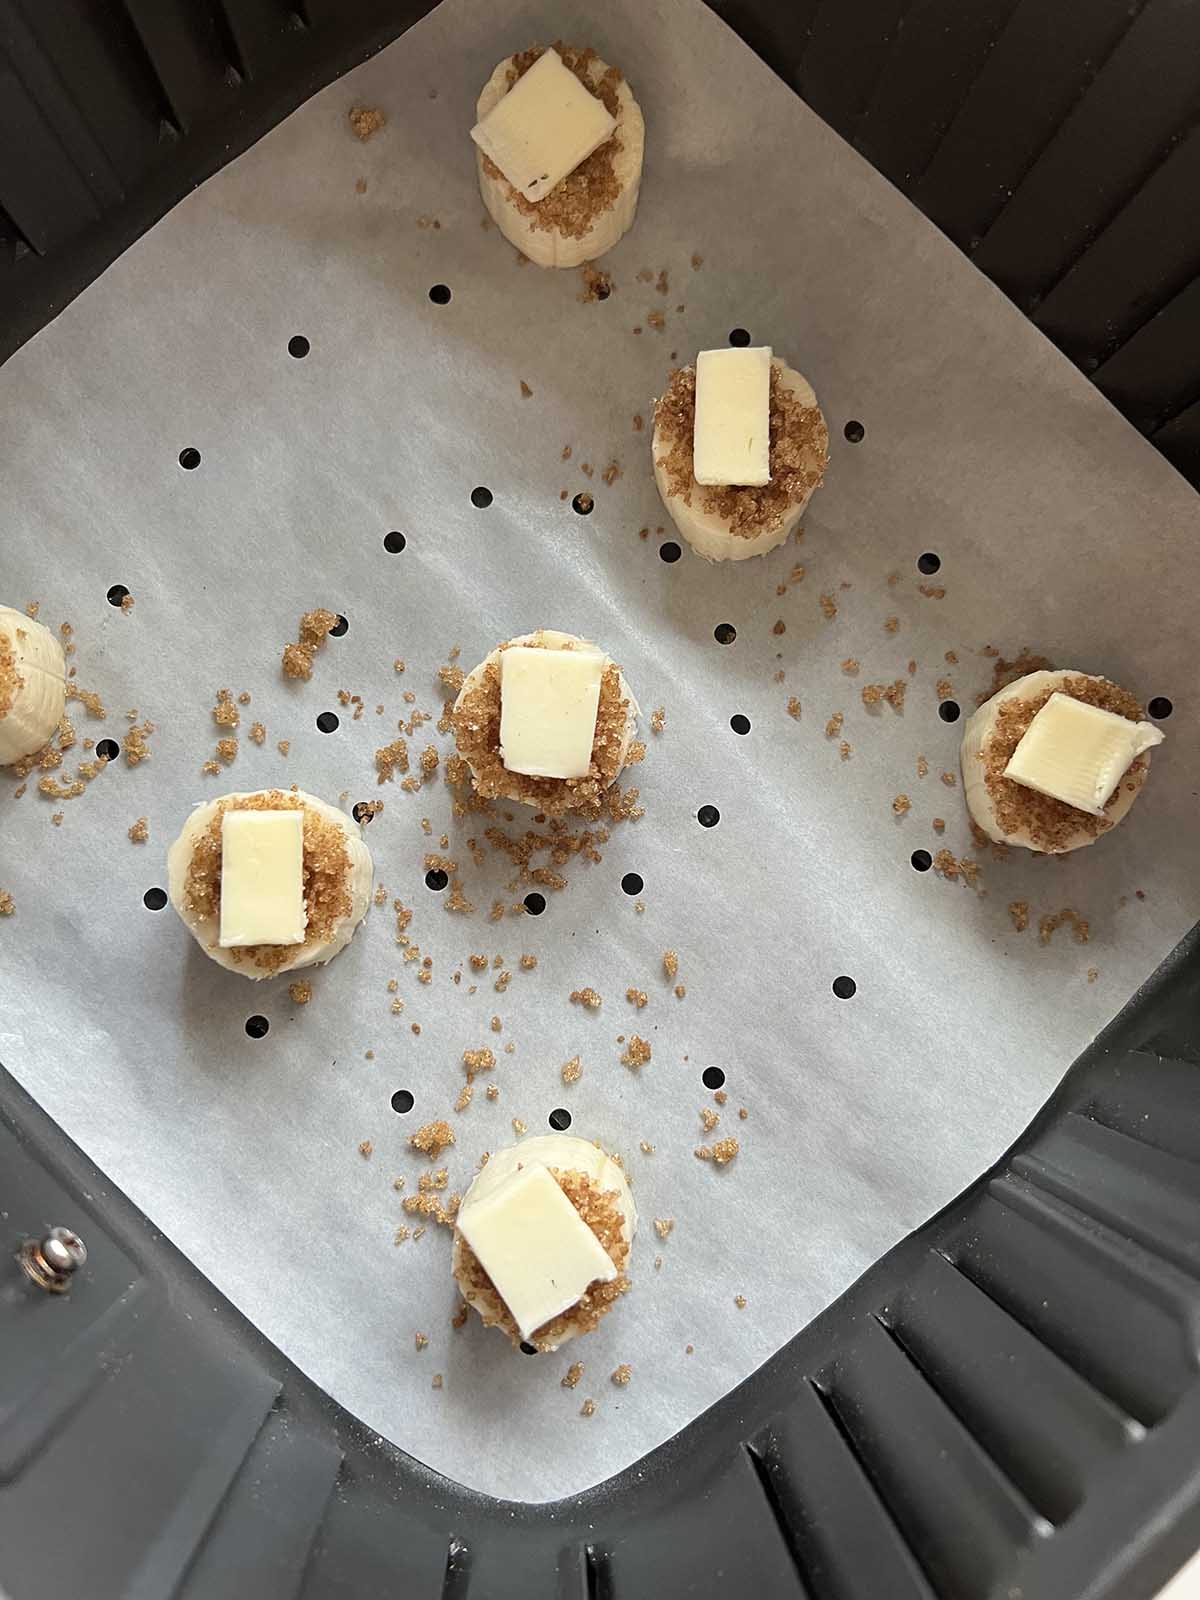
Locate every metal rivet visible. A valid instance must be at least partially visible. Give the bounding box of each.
[19,1226,87,1293]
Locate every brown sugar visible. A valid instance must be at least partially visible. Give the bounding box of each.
[349,105,386,141]
[213,690,239,729]
[410,1120,455,1159]
[375,737,409,784]
[580,1398,596,1416]
[625,988,648,1009]
[663,950,678,980]
[700,1107,719,1133]
[571,987,603,1009]
[1039,909,1090,946]
[562,1361,585,1389]
[452,644,631,817]
[696,1138,739,1165]
[179,791,350,974]
[483,48,624,241]
[621,1035,651,1069]
[128,816,149,844]
[281,609,338,680]
[841,658,859,675]
[611,1363,632,1386]
[1008,900,1030,933]
[462,1047,496,1078]
[455,1165,630,1351]
[893,794,911,816]
[578,264,614,302]
[825,712,844,739]
[819,594,838,620]
[654,364,829,539]
[980,675,1146,851]
[358,1140,373,1158]
[786,697,802,722]
[0,890,13,916]
[561,1055,583,1084]
[288,979,313,1004]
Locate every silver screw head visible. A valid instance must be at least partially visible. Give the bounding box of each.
[41,1228,87,1275]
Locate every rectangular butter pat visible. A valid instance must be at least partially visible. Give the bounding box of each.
[693,345,773,486]
[470,48,617,205]
[457,1162,616,1342]
[1004,691,1163,815]
[218,808,306,947]
[499,645,604,780]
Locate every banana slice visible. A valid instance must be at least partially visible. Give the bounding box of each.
[452,1133,637,1352]
[962,670,1157,853]
[475,46,644,269]
[166,788,373,978]
[452,629,639,815]
[652,358,829,561]
[0,606,67,765]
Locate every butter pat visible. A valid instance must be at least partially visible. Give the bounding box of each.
[1004,692,1163,816]
[218,809,306,947]
[693,345,772,486]
[457,1162,616,1342]
[499,645,603,779]
[470,48,616,205]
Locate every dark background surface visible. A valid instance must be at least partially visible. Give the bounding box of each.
[1,0,1199,486]
[2,3,1199,1597]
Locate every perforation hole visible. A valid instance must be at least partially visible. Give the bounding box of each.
[288,335,310,358]
[106,584,129,608]
[728,328,750,346]
[572,493,594,515]
[917,552,941,575]
[425,869,448,891]
[179,447,201,470]
[730,714,751,735]
[911,850,932,872]
[245,1015,270,1038]
[832,976,856,999]
[391,1089,414,1114]
[329,614,349,637]
[937,701,960,723]
[471,486,493,508]
[714,622,736,645]
[548,1108,571,1131]
[143,887,167,910]
[96,738,120,761]
[843,420,865,443]
[660,542,681,563]
[316,711,339,733]
[698,805,720,828]
[621,873,643,896]
[702,1066,725,1090]
[384,530,406,553]
[1149,696,1173,720]
[524,892,546,916]
[429,284,451,304]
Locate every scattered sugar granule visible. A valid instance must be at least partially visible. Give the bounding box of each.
[787,697,802,721]
[917,755,930,778]
[650,706,666,734]
[561,1056,583,1084]
[819,594,838,620]
[621,1035,651,1070]
[735,1295,747,1310]
[358,1140,373,1158]
[825,712,844,738]
[626,988,648,1009]
[841,658,859,675]
[700,1107,720,1133]
[674,983,686,999]
[414,1332,428,1352]
[520,954,537,970]
[432,1374,443,1390]
[654,1218,675,1239]
[409,1120,455,1158]
[562,1362,584,1389]
[611,1364,632,1387]
[128,816,149,844]
[511,1118,527,1137]
[893,794,911,816]
[1008,901,1030,933]
[639,1140,655,1155]
[249,721,266,745]
[288,979,313,1005]
[580,1398,596,1417]
[349,105,386,141]
[663,951,678,980]
[570,987,602,1009]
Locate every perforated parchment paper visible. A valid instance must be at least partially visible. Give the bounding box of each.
[2,0,1198,1504]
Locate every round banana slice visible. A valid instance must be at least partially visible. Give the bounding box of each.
[166,788,373,978]
[452,1133,637,1352]
[452,629,638,815]
[475,46,644,269]
[962,670,1157,853]
[0,606,67,765]
[652,358,829,561]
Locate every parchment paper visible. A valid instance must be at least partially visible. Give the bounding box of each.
[2,0,1198,1504]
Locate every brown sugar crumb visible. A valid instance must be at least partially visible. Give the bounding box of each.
[611,1363,632,1387]
[0,890,13,917]
[937,678,954,701]
[621,1035,651,1070]
[714,1090,728,1106]
[578,264,614,302]
[625,988,648,1009]
[700,1107,719,1133]
[1039,909,1090,946]
[409,1120,455,1159]
[214,736,237,766]
[358,1140,373,1158]
[739,1107,749,1120]
[457,1165,631,1350]
[663,950,679,980]
[786,697,803,722]
[276,740,290,757]
[674,983,687,998]
[393,1225,410,1245]
[454,1083,473,1113]
[281,608,338,681]
[355,176,367,194]
[654,363,829,539]
[128,816,149,844]
[825,711,844,739]
[50,811,64,826]
[249,721,266,745]
[580,1398,596,1417]
[571,987,603,1009]
[349,105,385,141]
[519,380,533,399]
[932,849,984,892]
[917,755,930,779]
[561,1055,583,1085]
[431,1374,443,1390]
[601,460,622,487]
[819,593,838,620]
[1088,967,1099,983]
[932,817,946,833]
[213,689,239,729]
[420,745,439,779]
[918,584,946,599]
[771,619,787,638]
[893,794,911,816]
[375,737,409,784]
[862,679,907,713]
[1008,900,1030,933]
[940,771,957,787]
[841,658,860,675]
[839,742,853,761]
[520,954,537,970]
[201,760,220,777]
[469,954,488,971]
[632,413,644,434]
[885,616,900,634]
[734,1294,747,1309]
[512,1118,527,1137]
[562,1361,585,1389]
[462,1047,496,1079]
[414,1332,428,1352]
[711,1138,739,1165]
[288,979,313,1004]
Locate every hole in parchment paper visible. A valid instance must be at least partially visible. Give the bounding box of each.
[96,738,120,761]
[714,622,736,645]
[730,714,751,735]
[329,614,349,637]
[391,1089,415,1114]
[351,802,375,824]
[728,328,750,346]
[425,869,448,892]
[245,1014,270,1038]
[937,700,961,723]
[384,530,406,553]
[106,584,129,608]
[621,872,643,896]
[832,976,856,999]
[660,541,681,563]
[288,335,310,358]
[572,493,594,516]
[471,486,493,508]
[548,1107,571,1130]
[697,805,720,828]
[911,850,932,872]
[523,891,546,915]
[519,1341,538,1354]
[178,447,201,470]
[917,552,941,575]
[843,420,865,443]
[429,284,452,304]
[702,1066,725,1090]
[316,711,339,733]
[1149,696,1173,720]
[143,886,167,910]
